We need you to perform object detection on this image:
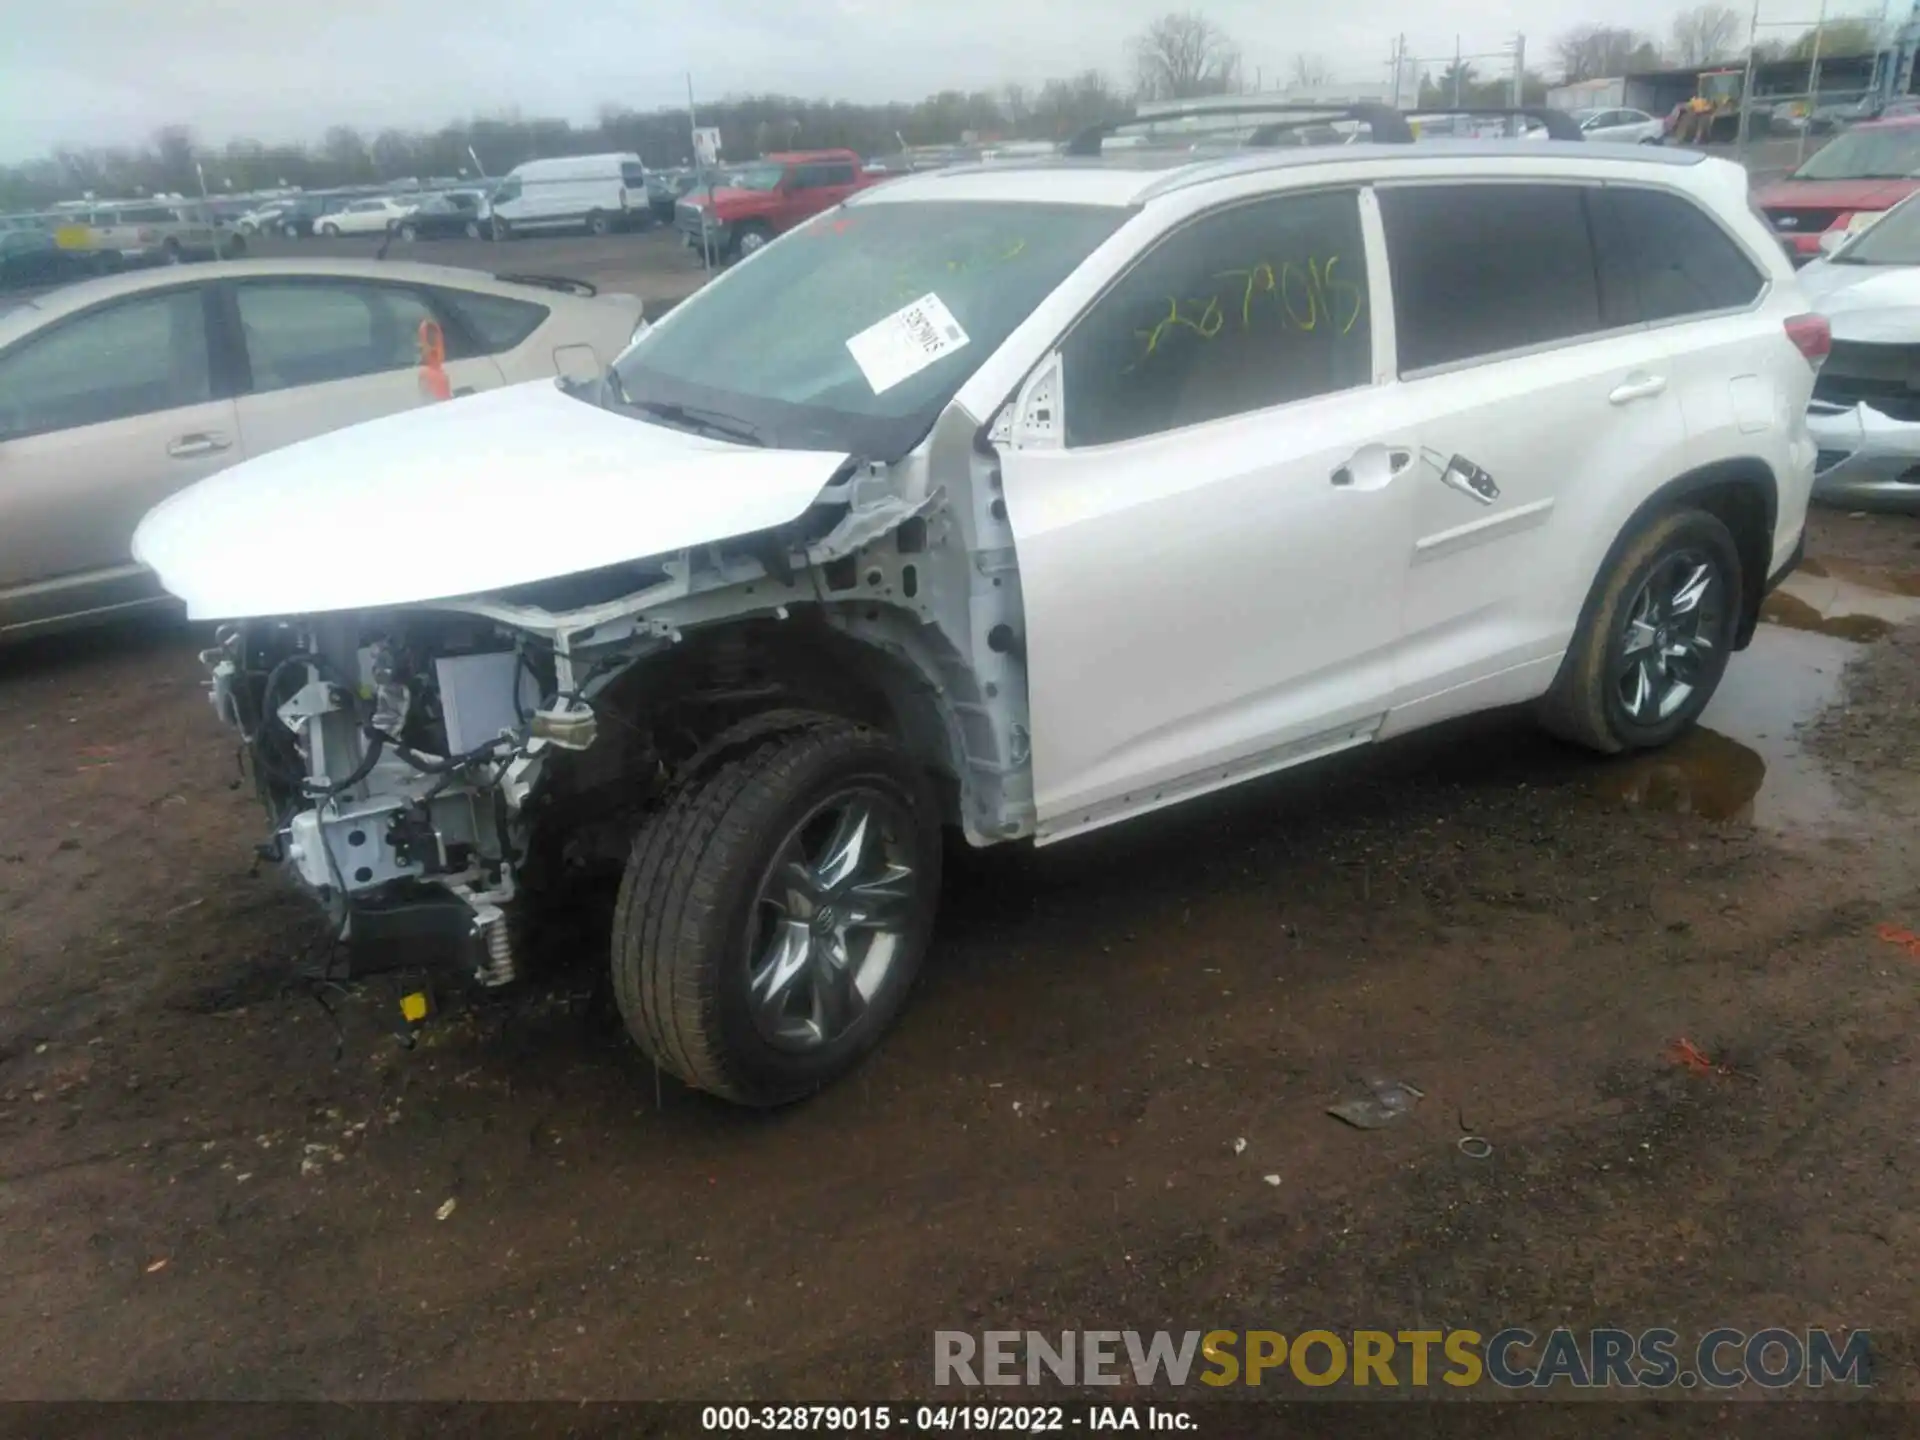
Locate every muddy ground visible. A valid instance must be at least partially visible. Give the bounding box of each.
[5,508,1920,1413]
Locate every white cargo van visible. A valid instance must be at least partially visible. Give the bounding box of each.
[487,153,648,239]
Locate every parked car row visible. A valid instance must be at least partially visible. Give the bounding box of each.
[0,202,247,286]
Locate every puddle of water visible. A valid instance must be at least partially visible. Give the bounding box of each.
[1764,567,1920,640]
[1593,624,1858,831]
[1798,554,1920,598]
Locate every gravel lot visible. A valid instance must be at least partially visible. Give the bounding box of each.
[5,508,1920,1405]
[4,147,1919,1411]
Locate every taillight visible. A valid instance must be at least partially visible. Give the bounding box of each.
[1784,312,1831,365]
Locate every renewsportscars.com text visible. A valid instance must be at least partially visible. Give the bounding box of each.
[934,1327,1872,1390]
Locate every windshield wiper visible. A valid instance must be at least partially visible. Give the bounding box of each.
[619,396,767,447]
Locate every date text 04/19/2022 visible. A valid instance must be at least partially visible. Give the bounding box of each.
[700,1404,1197,1432]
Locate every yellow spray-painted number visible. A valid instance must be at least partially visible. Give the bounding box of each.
[1134,254,1366,369]
[400,992,430,1024]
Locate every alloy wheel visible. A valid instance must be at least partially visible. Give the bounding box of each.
[745,786,918,1053]
[1615,548,1726,725]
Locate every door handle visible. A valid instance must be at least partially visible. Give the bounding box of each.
[167,433,231,459]
[1608,373,1668,405]
[1331,445,1414,489]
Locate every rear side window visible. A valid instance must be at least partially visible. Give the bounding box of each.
[235,280,438,392]
[1593,187,1765,321]
[1063,188,1372,447]
[434,288,550,353]
[621,163,647,188]
[1379,184,1601,372]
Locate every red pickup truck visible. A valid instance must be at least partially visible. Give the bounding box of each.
[674,149,876,259]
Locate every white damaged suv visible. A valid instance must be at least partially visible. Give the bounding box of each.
[135,109,1822,1105]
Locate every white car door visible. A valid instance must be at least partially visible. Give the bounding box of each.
[227,277,507,456]
[1371,181,1691,732]
[0,284,237,629]
[996,187,1416,842]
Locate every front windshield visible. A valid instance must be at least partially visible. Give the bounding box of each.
[1834,195,1920,263]
[1793,125,1920,180]
[730,164,786,191]
[607,199,1126,459]
[1571,108,1602,125]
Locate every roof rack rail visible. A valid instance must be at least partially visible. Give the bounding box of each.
[1064,101,1414,156]
[1402,106,1586,141]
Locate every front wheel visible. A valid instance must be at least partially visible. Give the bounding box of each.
[397,222,417,242]
[1539,508,1742,754]
[732,222,773,259]
[465,219,483,239]
[611,717,942,1107]
[319,222,340,237]
[586,210,611,236]
[491,217,512,241]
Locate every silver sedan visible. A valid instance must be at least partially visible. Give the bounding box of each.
[0,259,643,639]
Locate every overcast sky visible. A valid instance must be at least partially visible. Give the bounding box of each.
[0,0,1803,162]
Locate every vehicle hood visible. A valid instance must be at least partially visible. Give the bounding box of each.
[699,186,770,211]
[1799,263,1920,342]
[1754,178,1920,211]
[132,380,851,620]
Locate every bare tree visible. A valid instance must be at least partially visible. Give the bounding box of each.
[1671,5,1742,65]
[1288,54,1333,89]
[1131,12,1243,100]
[1789,18,1880,57]
[1555,24,1654,82]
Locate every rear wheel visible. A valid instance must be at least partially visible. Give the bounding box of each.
[611,717,941,1107]
[398,222,418,242]
[1539,508,1742,753]
[491,217,512,242]
[465,219,483,240]
[319,221,340,237]
[162,238,183,265]
[586,210,612,236]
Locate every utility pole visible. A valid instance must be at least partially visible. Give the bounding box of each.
[1737,0,1763,160]
[1512,33,1526,110]
[1453,34,1464,106]
[1389,35,1405,107]
[1797,0,1830,166]
[688,72,713,271]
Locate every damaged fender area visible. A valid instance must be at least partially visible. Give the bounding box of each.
[209,402,1034,981]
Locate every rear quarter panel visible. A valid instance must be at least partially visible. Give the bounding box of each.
[1553,167,1815,628]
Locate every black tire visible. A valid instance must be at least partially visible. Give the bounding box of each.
[223,233,247,258]
[491,217,512,242]
[465,219,483,240]
[731,221,773,260]
[586,210,611,236]
[611,717,942,1107]
[1539,508,1743,754]
[162,238,183,265]
[320,221,340,237]
[398,222,418,242]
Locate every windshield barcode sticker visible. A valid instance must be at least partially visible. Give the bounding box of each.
[845,293,970,395]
